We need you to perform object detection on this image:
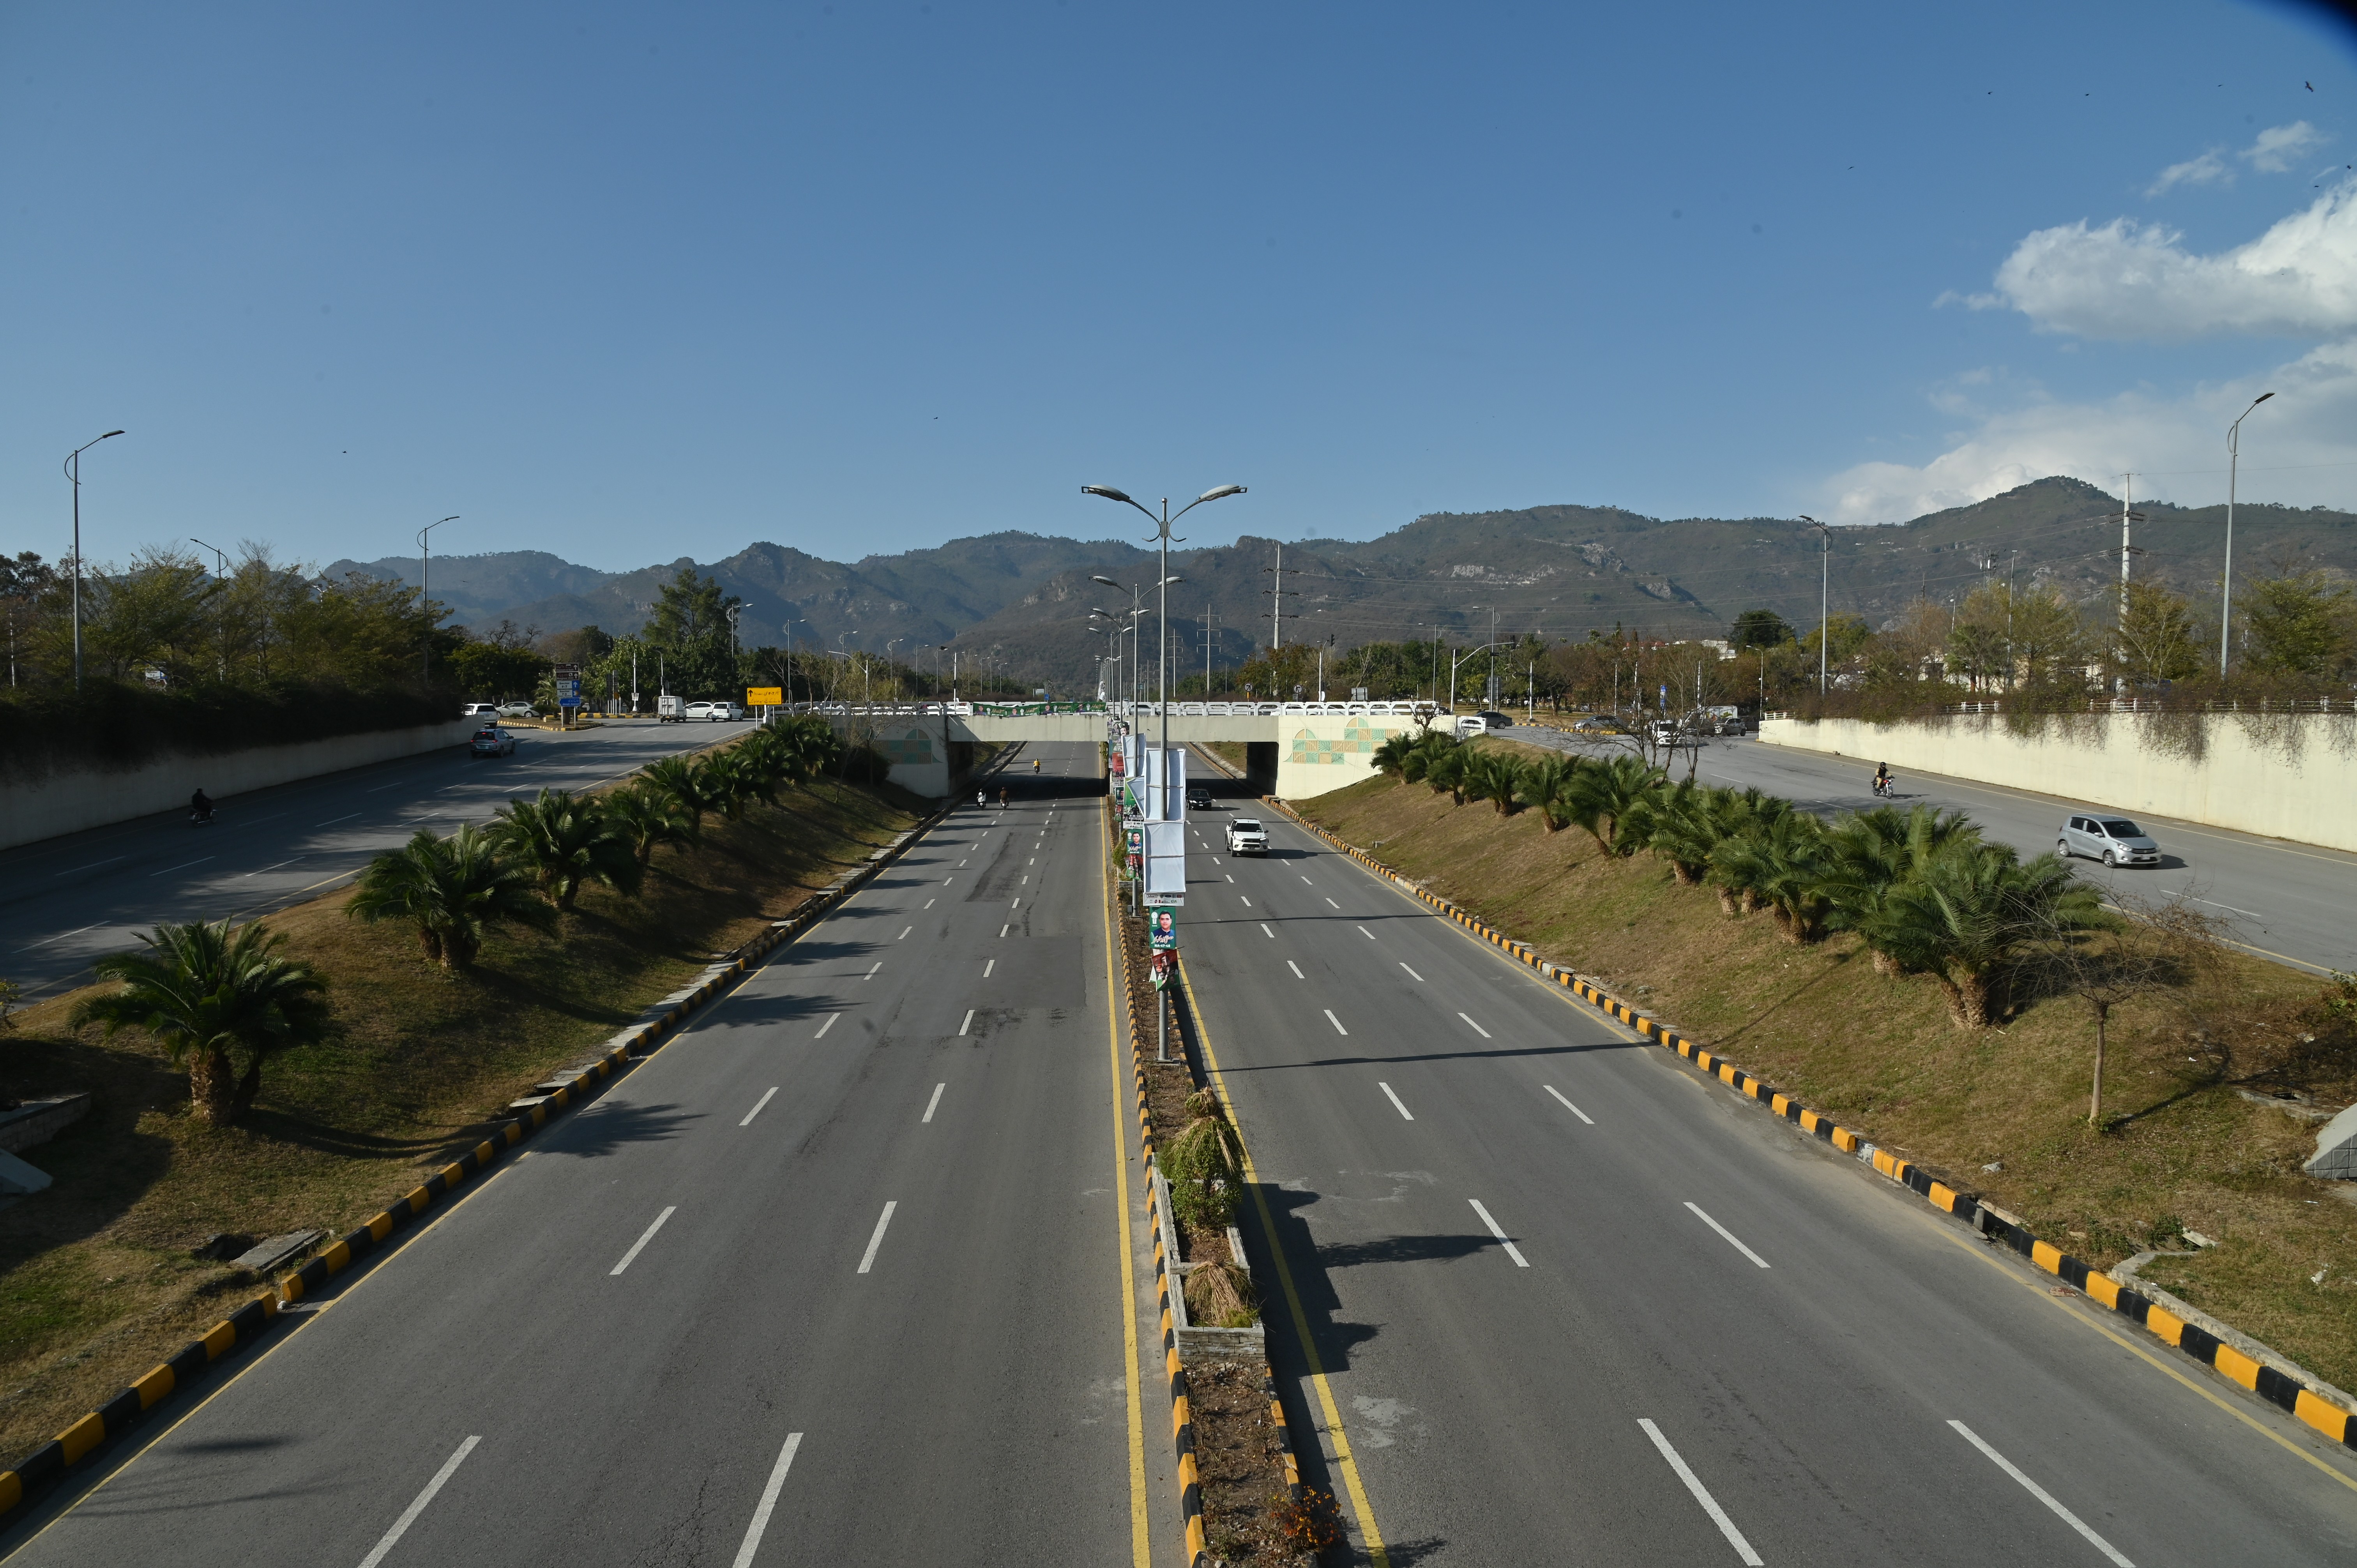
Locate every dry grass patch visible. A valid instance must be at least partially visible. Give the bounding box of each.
[0,779,918,1466]
[1300,766,2357,1392]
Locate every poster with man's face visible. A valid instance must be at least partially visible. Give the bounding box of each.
[1150,911,1177,950]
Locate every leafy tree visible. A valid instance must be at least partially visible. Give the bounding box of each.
[449,636,549,701]
[1818,804,1982,975]
[71,919,329,1126]
[492,788,642,911]
[1876,844,2104,1028]
[347,825,554,970]
[1728,609,1794,649]
[2239,569,2353,678]
[2113,580,2205,684]
[645,567,742,699]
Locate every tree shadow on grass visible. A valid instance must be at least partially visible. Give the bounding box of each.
[1714,946,1857,1047]
[0,1028,180,1266]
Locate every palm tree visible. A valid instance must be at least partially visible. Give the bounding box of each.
[1708,810,1831,943]
[1372,733,1417,783]
[1697,788,1786,914]
[1461,750,1523,816]
[492,788,643,911]
[1424,743,1469,805]
[1624,780,1719,884]
[644,754,722,835]
[72,920,329,1126]
[1516,756,1579,832]
[1564,753,1663,854]
[606,780,696,869]
[1820,804,1982,975]
[347,825,555,970]
[1878,844,2107,1029]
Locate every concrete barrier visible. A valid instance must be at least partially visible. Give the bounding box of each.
[1760,712,2357,854]
[0,719,477,851]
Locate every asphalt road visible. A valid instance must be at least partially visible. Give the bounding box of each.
[1489,723,2357,977]
[3,742,1158,1568]
[0,717,758,1002]
[1173,780,2357,1566]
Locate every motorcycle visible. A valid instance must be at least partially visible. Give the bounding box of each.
[190,805,217,826]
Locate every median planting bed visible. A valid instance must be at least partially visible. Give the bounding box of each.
[1296,740,2357,1395]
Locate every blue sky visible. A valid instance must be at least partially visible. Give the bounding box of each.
[6,1,2357,574]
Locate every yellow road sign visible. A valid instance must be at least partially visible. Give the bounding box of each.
[746,687,784,706]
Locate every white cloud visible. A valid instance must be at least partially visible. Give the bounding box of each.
[2148,150,2228,197]
[1821,340,2357,524]
[2244,120,2324,174]
[1991,180,2357,338]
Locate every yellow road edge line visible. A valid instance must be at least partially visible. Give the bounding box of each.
[1178,957,1391,1568]
[1286,801,2357,1497]
[1103,823,1154,1568]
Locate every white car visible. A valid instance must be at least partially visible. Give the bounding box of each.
[495,701,537,719]
[2059,813,2161,868]
[686,701,747,722]
[1226,819,1268,856]
[460,702,498,719]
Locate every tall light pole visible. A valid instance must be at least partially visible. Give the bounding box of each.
[189,537,228,681]
[1799,515,1830,694]
[418,516,458,684]
[64,429,125,692]
[1086,482,1244,803]
[2221,392,2274,678]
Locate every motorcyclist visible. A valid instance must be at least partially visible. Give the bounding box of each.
[999,786,1009,808]
[1872,763,1891,798]
[1032,759,1041,773]
[190,788,215,823]
[975,789,986,808]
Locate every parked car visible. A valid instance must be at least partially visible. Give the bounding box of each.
[2059,813,2160,868]
[1648,719,1682,745]
[1226,818,1268,855]
[686,700,747,722]
[1571,714,1622,734]
[1718,714,1747,736]
[1476,710,1514,729]
[495,701,536,719]
[469,726,517,758]
[460,702,498,719]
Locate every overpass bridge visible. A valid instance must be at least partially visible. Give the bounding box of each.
[809,700,1447,799]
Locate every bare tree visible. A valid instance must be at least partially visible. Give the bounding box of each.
[2032,890,2229,1125]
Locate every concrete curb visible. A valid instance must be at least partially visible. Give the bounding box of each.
[0,791,962,1524]
[1262,796,2357,1457]
[1107,798,1302,1568]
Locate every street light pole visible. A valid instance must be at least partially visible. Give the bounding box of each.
[64,429,125,693]
[2221,392,2275,678]
[1799,516,1829,694]
[189,537,228,681]
[418,516,458,684]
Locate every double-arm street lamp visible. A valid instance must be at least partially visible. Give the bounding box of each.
[2221,392,2275,677]
[64,429,125,692]
[1084,484,1246,787]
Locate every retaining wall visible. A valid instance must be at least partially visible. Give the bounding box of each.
[1760,712,2357,853]
[0,719,478,851]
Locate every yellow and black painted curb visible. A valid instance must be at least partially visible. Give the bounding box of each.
[1107,799,1303,1568]
[0,796,961,1524]
[1260,796,2357,1456]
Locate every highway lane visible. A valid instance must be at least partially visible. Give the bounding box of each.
[1174,786,2357,1566]
[0,717,754,1001]
[3,742,1153,1568]
[1489,722,2357,976]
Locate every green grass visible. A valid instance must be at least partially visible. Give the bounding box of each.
[0,776,919,1467]
[1300,749,2357,1393]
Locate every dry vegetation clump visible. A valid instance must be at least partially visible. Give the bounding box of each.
[1300,756,2357,1391]
[0,780,916,1467]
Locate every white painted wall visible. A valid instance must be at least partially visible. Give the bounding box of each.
[1275,713,1422,799]
[1760,713,2357,853]
[0,719,477,851]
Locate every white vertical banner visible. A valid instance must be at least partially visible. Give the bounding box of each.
[1140,747,1187,820]
[1144,819,1187,902]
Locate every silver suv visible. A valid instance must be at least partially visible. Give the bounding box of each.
[2058,813,2160,868]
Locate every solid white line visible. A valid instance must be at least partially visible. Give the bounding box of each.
[53,856,125,877]
[610,1206,677,1275]
[984,958,995,977]
[728,1432,806,1568]
[1259,922,1275,938]
[1400,963,1424,982]
[243,857,302,877]
[857,1200,898,1273]
[1357,925,1375,939]
[148,856,215,878]
[1544,1085,1595,1124]
[356,1435,482,1568]
[1947,1421,2136,1566]
[814,1013,839,1038]
[740,1088,779,1126]
[1457,1012,1492,1038]
[923,1082,945,1123]
[959,1008,975,1035]
[1323,1008,1348,1035]
[898,926,912,940]
[1638,1419,1763,1565]
[1468,1199,1529,1267]
[1379,1082,1415,1120]
[863,962,881,980]
[1685,1202,1771,1268]
[1286,960,1305,979]
[1325,897,1339,909]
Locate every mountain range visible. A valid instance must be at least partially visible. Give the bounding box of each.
[328,477,2357,690]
